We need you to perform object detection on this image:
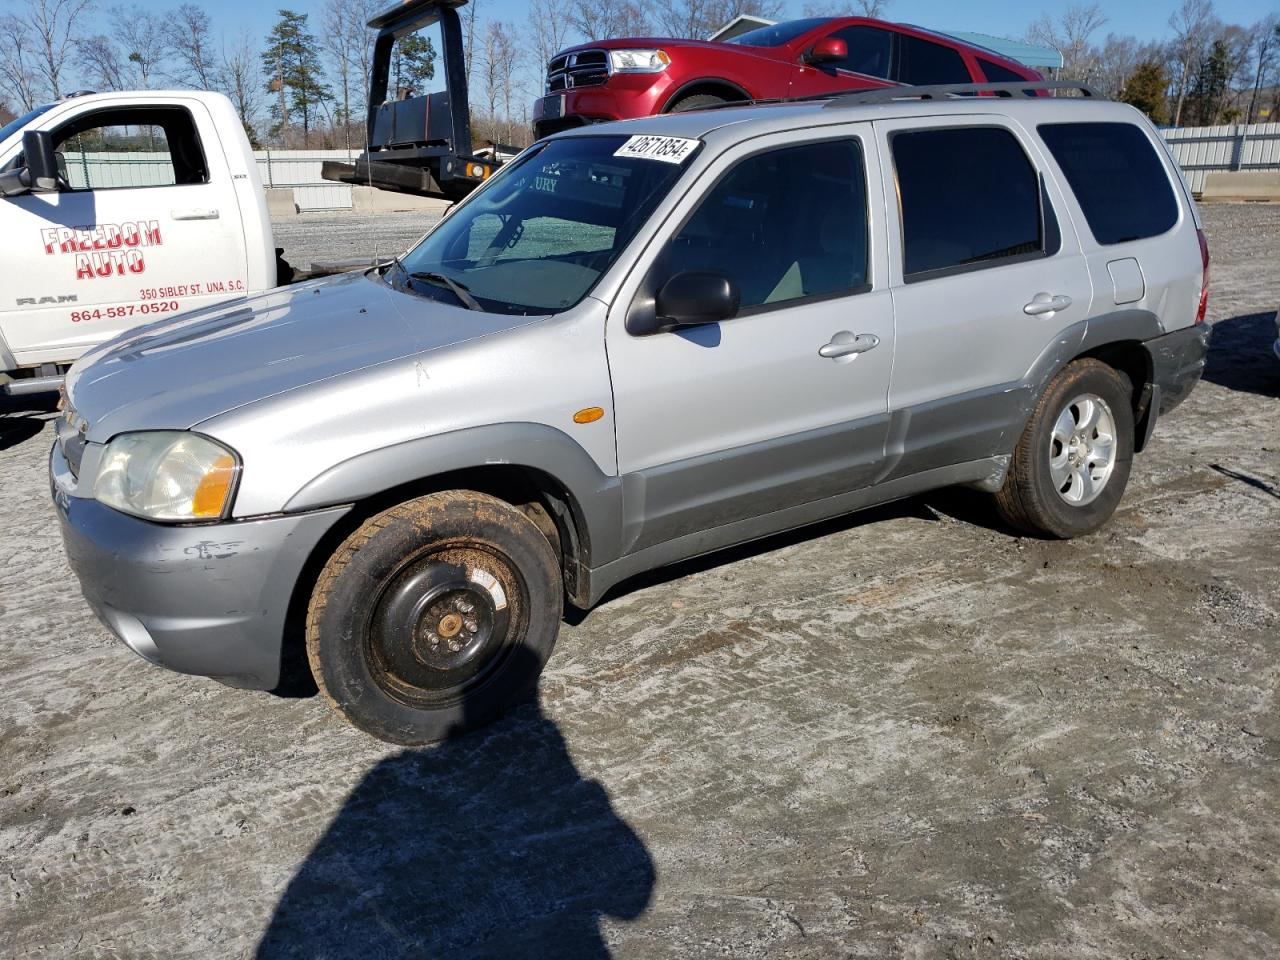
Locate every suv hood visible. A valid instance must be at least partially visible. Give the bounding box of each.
[65,271,543,443]
[562,36,786,62]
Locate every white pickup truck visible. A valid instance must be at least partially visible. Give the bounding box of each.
[0,91,282,395]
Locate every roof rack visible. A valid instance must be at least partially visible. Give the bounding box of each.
[700,80,1102,113]
[822,80,1101,107]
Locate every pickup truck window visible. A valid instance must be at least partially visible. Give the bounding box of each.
[654,138,870,311]
[51,107,208,191]
[893,126,1043,280]
[398,135,695,314]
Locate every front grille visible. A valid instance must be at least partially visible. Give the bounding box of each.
[546,50,609,92]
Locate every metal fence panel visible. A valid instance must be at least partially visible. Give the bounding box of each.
[1160,123,1280,193]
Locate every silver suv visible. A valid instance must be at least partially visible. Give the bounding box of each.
[52,85,1211,744]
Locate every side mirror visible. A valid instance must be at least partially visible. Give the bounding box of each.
[803,37,847,66]
[655,271,740,329]
[0,130,59,198]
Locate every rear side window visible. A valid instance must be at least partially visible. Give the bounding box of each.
[1037,122,1178,245]
[829,25,893,78]
[896,36,970,85]
[656,139,870,311]
[892,126,1044,280]
[978,58,1027,82]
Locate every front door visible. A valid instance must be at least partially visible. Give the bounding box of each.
[0,100,247,366]
[605,126,895,554]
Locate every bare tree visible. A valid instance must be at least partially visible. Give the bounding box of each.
[221,30,262,136]
[0,15,44,109]
[527,0,573,77]
[1026,3,1108,82]
[167,3,217,89]
[78,34,128,91]
[1094,33,1138,98]
[28,0,93,97]
[803,0,890,17]
[1167,0,1215,125]
[323,0,361,147]
[463,0,479,89]
[113,10,168,88]
[1245,16,1279,123]
[566,0,651,44]
[656,0,788,40]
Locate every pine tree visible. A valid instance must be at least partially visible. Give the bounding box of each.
[1120,60,1169,125]
[261,10,333,143]
[392,33,437,95]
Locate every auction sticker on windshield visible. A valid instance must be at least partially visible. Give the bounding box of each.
[614,135,700,164]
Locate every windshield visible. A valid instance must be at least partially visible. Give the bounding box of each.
[725,18,832,47]
[0,104,55,145]
[395,134,698,314]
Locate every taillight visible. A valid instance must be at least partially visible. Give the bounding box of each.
[1195,227,1210,325]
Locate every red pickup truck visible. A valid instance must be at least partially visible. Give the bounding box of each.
[533,17,1042,139]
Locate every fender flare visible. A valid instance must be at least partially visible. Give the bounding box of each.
[661,77,753,112]
[284,421,625,570]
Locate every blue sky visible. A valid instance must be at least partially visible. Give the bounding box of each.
[208,0,1275,48]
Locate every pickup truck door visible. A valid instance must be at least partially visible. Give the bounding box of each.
[604,124,895,556]
[0,98,249,366]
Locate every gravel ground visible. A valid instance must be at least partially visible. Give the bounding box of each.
[271,211,440,271]
[1,204,1278,959]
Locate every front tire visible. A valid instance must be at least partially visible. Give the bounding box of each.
[306,491,563,744]
[993,358,1135,538]
[668,93,728,112]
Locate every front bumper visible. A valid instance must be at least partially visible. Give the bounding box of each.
[533,76,674,139]
[52,443,349,690]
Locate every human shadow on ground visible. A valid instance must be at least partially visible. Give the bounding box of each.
[1203,311,1280,399]
[256,647,655,960]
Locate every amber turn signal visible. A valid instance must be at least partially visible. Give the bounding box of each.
[191,454,238,518]
[573,406,604,424]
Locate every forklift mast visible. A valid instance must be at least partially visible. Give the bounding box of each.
[321,0,499,200]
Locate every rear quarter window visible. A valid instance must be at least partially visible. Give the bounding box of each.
[1037,121,1179,245]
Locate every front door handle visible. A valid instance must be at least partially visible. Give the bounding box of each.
[819,331,880,359]
[1023,292,1072,316]
[170,208,220,221]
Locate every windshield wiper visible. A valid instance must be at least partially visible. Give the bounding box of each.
[410,271,483,312]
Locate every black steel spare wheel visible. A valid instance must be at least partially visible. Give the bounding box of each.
[307,491,563,744]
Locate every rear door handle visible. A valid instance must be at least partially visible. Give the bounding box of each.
[819,331,880,359]
[170,208,220,221]
[1023,292,1072,316]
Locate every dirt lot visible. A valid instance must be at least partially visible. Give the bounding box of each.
[1,204,1277,959]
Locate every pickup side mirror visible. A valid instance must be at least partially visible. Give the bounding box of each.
[803,37,847,67]
[0,130,60,198]
[655,271,740,329]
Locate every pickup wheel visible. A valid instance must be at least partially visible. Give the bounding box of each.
[306,491,562,745]
[993,358,1135,538]
[668,93,728,112]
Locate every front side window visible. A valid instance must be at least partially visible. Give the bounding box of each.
[896,35,970,85]
[892,126,1044,280]
[399,135,694,314]
[829,25,893,78]
[1037,122,1179,245]
[52,107,207,191]
[652,139,869,311]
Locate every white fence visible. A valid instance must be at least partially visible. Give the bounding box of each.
[58,123,1280,209]
[1160,123,1280,194]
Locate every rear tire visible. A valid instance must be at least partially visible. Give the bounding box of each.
[993,358,1134,538]
[669,93,728,112]
[306,491,562,745]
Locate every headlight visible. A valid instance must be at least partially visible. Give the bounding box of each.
[608,49,671,73]
[94,431,239,522]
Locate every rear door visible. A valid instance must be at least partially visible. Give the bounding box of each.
[0,99,246,366]
[875,114,1094,480]
[605,125,896,554]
